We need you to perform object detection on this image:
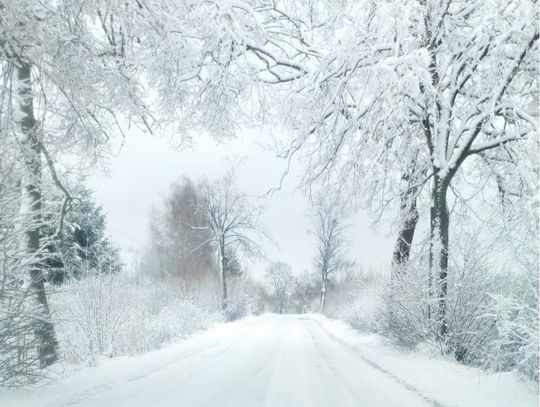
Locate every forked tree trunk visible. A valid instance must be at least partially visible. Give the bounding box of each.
[16,62,58,367]
[429,174,450,341]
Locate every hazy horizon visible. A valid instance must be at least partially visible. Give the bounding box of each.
[88,129,396,277]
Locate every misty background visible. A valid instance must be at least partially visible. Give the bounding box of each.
[88,130,394,277]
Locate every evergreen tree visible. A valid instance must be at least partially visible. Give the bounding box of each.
[44,186,122,285]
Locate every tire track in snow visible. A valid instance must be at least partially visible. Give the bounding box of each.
[48,334,241,407]
[306,325,369,405]
[310,317,449,407]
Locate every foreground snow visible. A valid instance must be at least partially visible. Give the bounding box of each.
[1,314,536,407]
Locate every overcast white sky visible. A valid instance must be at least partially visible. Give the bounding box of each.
[88,129,395,277]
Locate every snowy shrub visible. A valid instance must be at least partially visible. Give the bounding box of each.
[379,261,435,349]
[225,274,266,321]
[483,282,539,381]
[50,273,221,366]
[51,273,128,364]
[0,213,47,387]
[0,293,42,387]
[378,241,539,382]
[447,268,538,382]
[380,252,504,354]
[446,237,538,381]
[324,269,384,332]
[444,249,503,364]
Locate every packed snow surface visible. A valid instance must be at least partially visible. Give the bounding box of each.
[2,314,536,407]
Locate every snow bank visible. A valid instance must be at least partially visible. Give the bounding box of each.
[311,315,539,407]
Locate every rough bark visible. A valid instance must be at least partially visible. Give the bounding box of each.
[391,170,421,273]
[16,62,58,367]
[429,174,450,341]
[392,207,419,266]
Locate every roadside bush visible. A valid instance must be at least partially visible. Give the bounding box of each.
[379,258,435,349]
[324,268,384,332]
[50,273,221,366]
[0,213,47,387]
[484,281,538,381]
[378,240,539,382]
[0,293,43,387]
[225,274,267,321]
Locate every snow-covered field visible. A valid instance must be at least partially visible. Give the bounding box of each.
[1,314,536,407]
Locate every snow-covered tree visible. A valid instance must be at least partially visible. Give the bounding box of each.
[0,0,279,367]
[265,261,293,314]
[291,270,318,313]
[44,186,122,284]
[196,170,267,311]
[311,194,350,311]
[248,0,538,340]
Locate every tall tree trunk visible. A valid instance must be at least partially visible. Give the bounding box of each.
[219,236,228,311]
[391,172,420,272]
[391,150,425,278]
[392,204,419,267]
[16,62,58,367]
[319,274,327,312]
[429,174,450,341]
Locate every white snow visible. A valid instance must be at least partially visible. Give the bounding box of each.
[1,314,536,407]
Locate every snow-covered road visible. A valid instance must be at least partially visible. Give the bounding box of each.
[3,314,536,407]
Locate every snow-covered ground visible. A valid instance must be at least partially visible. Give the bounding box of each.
[1,314,536,407]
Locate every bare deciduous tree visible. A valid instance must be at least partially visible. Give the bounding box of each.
[311,195,349,312]
[0,0,279,367]
[265,262,293,314]
[291,271,318,313]
[197,170,267,311]
[149,178,214,286]
[249,0,538,341]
